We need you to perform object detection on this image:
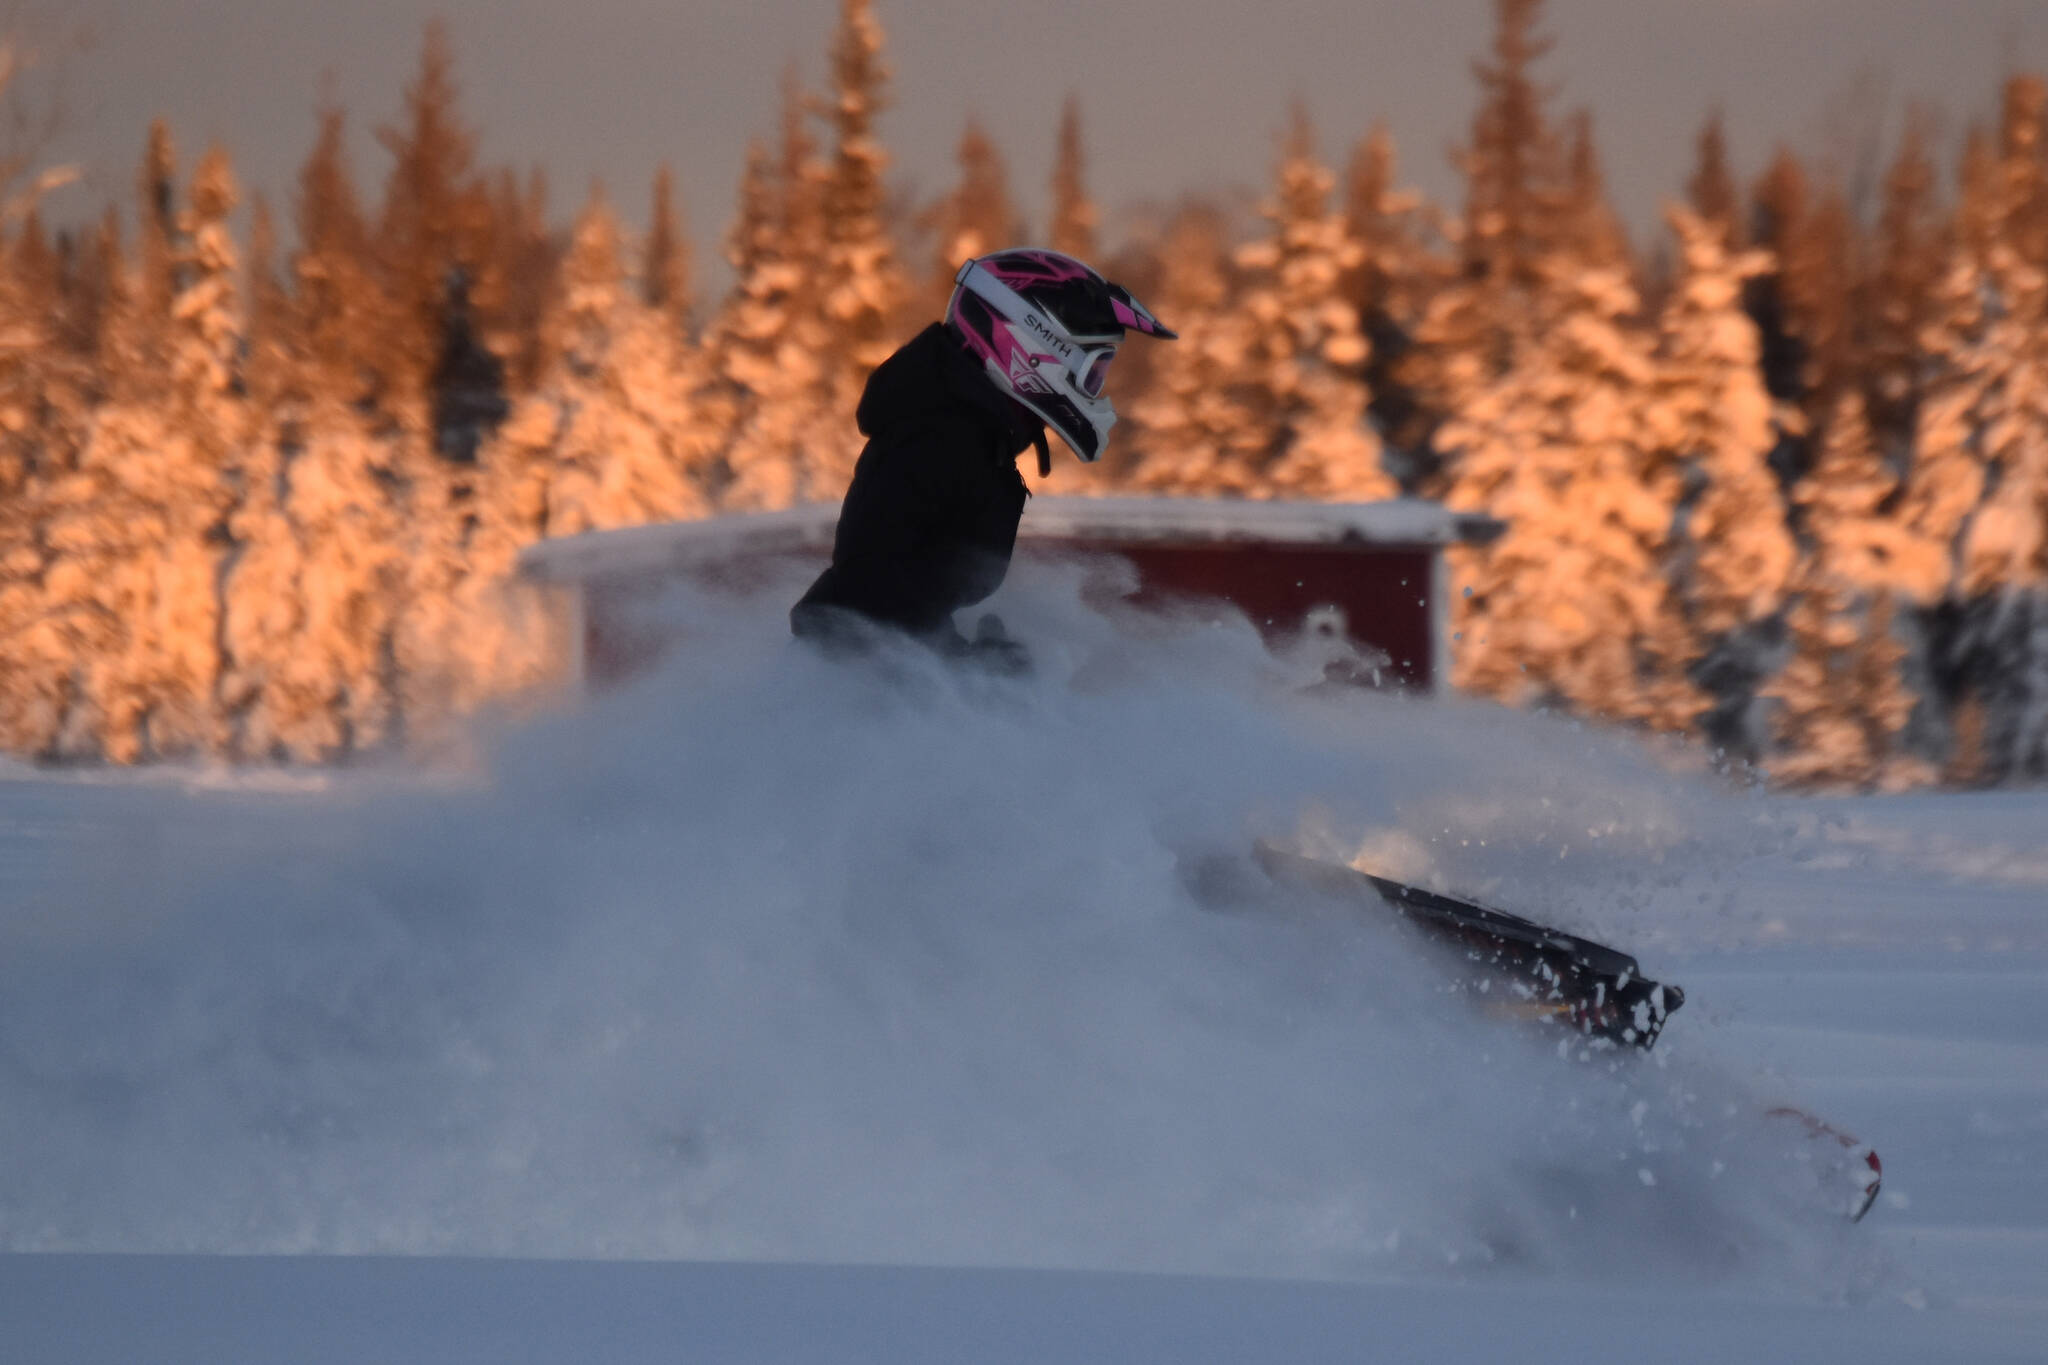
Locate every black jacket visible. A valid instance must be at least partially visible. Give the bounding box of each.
[791,324,1044,646]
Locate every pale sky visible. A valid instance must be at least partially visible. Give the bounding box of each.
[31,0,2048,276]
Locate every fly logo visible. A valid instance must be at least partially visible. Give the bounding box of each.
[1023,313,1072,358]
[1007,349,1055,396]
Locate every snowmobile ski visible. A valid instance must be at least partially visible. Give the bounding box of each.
[1242,844,1882,1220]
[1763,1106,1884,1223]
[1248,842,1684,1050]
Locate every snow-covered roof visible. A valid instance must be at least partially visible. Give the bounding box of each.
[517,504,838,585]
[516,497,1502,585]
[1020,496,1502,547]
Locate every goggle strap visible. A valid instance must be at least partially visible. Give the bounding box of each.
[954,260,1124,347]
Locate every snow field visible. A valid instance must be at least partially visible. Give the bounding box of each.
[0,566,2043,1358]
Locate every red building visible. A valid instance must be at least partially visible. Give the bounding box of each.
[515,497,1502,693]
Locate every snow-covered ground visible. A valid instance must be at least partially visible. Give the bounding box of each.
[1,564,2044,1361]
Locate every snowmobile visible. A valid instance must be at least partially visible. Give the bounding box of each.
[1205,840,1884,1223]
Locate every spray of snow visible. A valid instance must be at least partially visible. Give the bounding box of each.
[0,561,1887,1293]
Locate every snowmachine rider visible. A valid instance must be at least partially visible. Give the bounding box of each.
[790,248,1176,669]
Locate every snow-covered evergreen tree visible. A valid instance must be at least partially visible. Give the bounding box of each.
[925,115,1022,312]
[389,421,478,745]
[1900,80,2048,780]
[805,0,907,501]
[707,76,837,510]
[1747,151,1857,434]
[216,194,298,758]
[0,179,94,754]
[486,167,558,394]
[388,163,512,736]
[1992,75,2048,272]
[222,394,406,762]
[1406,0,1568,496]
[0,210,90,490]
[1939,86,2048,602]
[1766,392,1938,786]
[1561,111,1630,274]
[1650,206,1798,758]
[1951,250,2048,603]
[376,20,481,415]
[1865,113,1942,456]
[219,171,408,762]
[1418,5,1706,728]
[1459,0,1562,295]
[241,198,292,414]
[1686,111,1740,248]
[1049,97,1099,263]
[1901,136,1996,595]
[293,107,386,408]
[643,163,692,327]
[1124,205,1263,495]
[1798,389,1947,598]
[1442,247,1684,723]
[128,118,179,379]
[40,139,247,761]
[1341,123,1438,472]
[1235,109,1391,501]
[142,144,246,756]
[509,188,716,537]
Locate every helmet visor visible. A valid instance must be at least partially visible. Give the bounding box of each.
[1080,346,1118,398]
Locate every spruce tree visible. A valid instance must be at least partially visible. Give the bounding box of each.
[376,19,492,428]
[819,0,900,350]
[1950,80,2048,600]
[1124,204,1263,494]
[485,167,559,394]
[1652,206,1798,760]
[1407,0,1568,494]
[1236,107,1391,501]
[926,115,1022,312]
[10,210,58,319]
[1767,391,1937,786]
[1686,111,1740,247]
[294,107,384,405]
[100,119,180,406]
[644,163,693,328]
[242,197,293,413]
[1910,88,2048,780]
[1050,97,1099,262]
[508,187,715,538]
[1442,234,1679,723]
[1902,132,1997,596]
[708,76,837,509]
[1745,149,1858,495]
[271,404,406,760]
[1993,75,2048,271]
[1562,111,1629,273]
[56,213,115,364]
[1461,0,1561,292]
[148,145,246,756]
[0,208,86,485]
[809,0,906,500]
[0,213,92,753]
[1864,112,1942,458]
[224,181,407,761]
[45,143,247,760]
[1341,124,1437,474]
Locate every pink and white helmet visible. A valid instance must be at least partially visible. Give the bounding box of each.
[945,248,1176,463]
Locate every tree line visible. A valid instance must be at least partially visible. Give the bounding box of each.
[0,0,2043,786]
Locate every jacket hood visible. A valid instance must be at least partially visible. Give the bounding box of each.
[856,323,1044,460]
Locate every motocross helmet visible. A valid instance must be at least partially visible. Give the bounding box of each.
[945,248,1175,463]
